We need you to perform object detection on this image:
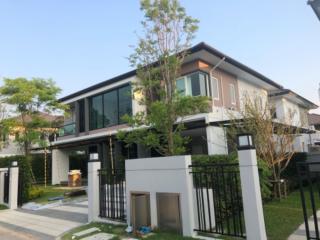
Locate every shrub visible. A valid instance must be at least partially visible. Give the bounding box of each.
[192,154,272,201]
[28,187,44,200]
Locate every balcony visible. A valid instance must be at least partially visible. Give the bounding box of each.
[58,122,76,137]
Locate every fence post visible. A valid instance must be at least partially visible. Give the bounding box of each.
[0,170,5,204]
[237,134,267,240]
[88,153,101,222]
[8,161,19,210]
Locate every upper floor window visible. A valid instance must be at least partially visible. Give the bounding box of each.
[270,107,277,119]
[90,95,103,129]
[211,76,219,100]
[229,83,236,105]
[176,71,208,97]
[89,84,132,130]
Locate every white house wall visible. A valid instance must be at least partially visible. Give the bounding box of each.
[237,79,268,112]
[271,97,308,128]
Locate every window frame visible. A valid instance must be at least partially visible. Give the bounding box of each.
[176,70,209,97]
[211,75,220,100]
[89,83,132,130]
[229,83,236,105]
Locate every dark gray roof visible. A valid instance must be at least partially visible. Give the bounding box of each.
[309,113,320,125]
[269,89,318,109]
[59,42,285,102]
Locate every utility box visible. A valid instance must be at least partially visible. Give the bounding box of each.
[131,193,151,230]
[68,170,82,187]
[157,193,182,234]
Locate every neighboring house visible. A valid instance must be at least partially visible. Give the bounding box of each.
[308,113,320,146]
[0,112,62,157]
[51,42,318,185]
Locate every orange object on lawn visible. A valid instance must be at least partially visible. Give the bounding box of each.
[68,170,82,187]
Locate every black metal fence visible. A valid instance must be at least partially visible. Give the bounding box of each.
[3,170,9,204]
[99,168,126,222]
[297,162,320,240]
[17,171,23,207]
[190,163,245,238]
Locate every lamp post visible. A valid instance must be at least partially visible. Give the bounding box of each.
[237,133,267,240]
[308,0,320,21]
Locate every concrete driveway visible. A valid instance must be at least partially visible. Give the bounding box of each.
[0,200,88,240]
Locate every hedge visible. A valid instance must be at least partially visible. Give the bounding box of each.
[0,155,32,204]
[282,152,307,190]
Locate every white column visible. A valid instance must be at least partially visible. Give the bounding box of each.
[206,125,228,155]
[0,170,5,204]
[8,163,19,210]
[88,158,101,222]
[52,149,69,185]
[149,192,158,227]
[238,149,267,240]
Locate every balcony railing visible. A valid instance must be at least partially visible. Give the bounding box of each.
[58,122,76,137]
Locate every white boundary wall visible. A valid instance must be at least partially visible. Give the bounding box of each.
[125,155,196,237]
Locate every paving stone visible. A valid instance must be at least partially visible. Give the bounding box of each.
[81,233,115,240]
[73,227,100,237]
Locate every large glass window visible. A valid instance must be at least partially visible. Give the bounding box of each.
[118,85,132,123]
[176,71,208,96]
[104,90,118,127]
[89,84,132,130]
[90,95,103,130]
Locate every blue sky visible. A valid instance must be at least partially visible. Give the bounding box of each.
[0,0,319,111]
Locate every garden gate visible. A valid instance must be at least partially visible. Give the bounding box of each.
[297,162,320,240]
[190,163,246,238]
[98,168,126,222]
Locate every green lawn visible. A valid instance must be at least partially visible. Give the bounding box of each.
[61,222,195,240]
[264,190,309,240]
[31,185,85,204]
[0,204,8,210]
[61,190,308,240]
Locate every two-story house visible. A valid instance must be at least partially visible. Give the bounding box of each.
[51,42,318,185]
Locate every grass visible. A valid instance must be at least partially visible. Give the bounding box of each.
[31,185,85,204]
[0,204,8,210]
[61,222,196,240]
[264,190,310,240]
[61,190,309,240]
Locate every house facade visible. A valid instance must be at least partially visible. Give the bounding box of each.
[51,42,318,185]
[0,112,61,157]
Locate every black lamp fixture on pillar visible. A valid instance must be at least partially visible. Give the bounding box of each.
[236,133,255,150]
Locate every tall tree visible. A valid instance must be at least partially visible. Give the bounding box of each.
[227,95,300,198]
[0,102,8,149]
[0,77,65,156]
[118,0,209,156]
